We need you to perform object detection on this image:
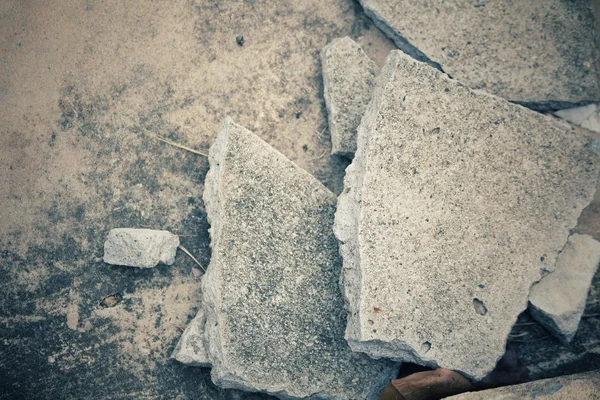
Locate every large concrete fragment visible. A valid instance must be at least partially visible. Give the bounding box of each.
[447,370,600,400]
[103,228,179,268]
[358,0,600,107]
[529,234,600,344]
[321,37,377,157]
[334,50,600,380]
[201,118,398,399]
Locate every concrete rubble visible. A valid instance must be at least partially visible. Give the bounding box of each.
[171,303,210,367]
[447,370,600,399]
[321,37,378,157]
[555,104,600,134]
[529,234,600,344]
[358,0,600,107]
[103,228,179,268]
[334,50,600,380]
[196,118,398,399]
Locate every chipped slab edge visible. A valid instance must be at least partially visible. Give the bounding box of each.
[528,234,600,344]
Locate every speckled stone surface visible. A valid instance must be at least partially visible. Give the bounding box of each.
[529,234,600,344]
[334,50,600,380]
[201,118,398,399]
[321,37,377,157]
[358,0,600,108]
[103,228,179,268]
[447,370,600,400]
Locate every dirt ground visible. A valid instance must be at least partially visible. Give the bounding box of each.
[0,1,599,399]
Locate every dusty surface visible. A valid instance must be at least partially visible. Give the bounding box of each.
[334,50,599,380]
[0,0,395,398]
[1,0,600,398]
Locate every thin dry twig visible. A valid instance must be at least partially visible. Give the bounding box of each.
[178,244,206,273]
[152,135,209,156]
[139,126,208,156]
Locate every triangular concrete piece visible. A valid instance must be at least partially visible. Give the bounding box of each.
[321,37,378,157]
[529,234,600,344]
[200,118,398,399]
[171,302,211,367]
[358,0,600,108]
[335,50,600,380]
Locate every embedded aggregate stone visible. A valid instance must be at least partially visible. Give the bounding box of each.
[358,0,600,107]
[103,228,179,268]
[334,50,600,380]
[529,234,600,344]
[200,118,398,399]
[321,37,377,157]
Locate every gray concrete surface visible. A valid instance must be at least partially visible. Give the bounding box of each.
[335,50,600,380]
[103,228,179,268]
[322,37,377,157]
[529,234,600,344]
[200,118,398,399]
[447,370,600,400]
[358,0,600,108]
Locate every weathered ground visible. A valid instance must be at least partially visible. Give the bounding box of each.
[1,0,600,398]
[0,1,394,398]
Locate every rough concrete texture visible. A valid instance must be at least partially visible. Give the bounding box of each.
[358,0,600,107]
[529,234,600,344]
[335,50,600,380]
[447,370,600,400]
[556,104,600,133]
[172,303,211,367]
[201,118,398,399]
[321,37,377,157]
[103,228,179,268]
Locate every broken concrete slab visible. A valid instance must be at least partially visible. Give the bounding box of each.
[529,234,600,344]
[358,0,600,107]
[556,104,600,133]
[334,50,600,380]
[103,228,179,268]
[200,118,398,399]
[321,37,378,157]
[171,303,210,367]
[447,370,600,400]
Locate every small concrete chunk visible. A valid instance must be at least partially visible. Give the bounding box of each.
[335,50,599,380]
[447,370,600,400]
[171,304,211,367]
[358,0,600,107]
[321,37,377,157]
[103,228,179,268]
[201,118,398,399]
[529,234,600,344]
[556,104,600,133]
